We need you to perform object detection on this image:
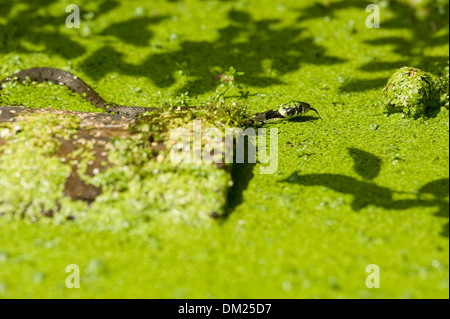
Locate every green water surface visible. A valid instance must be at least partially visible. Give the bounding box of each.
[0,0,448,298]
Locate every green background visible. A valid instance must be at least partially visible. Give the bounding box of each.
[0,0,448,298]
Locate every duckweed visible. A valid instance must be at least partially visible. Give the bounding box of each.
[0,0,448,299]
[382,67,441,119]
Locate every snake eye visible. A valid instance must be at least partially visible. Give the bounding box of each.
[291,100,307,108]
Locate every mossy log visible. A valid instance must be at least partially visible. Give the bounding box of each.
[0,105,241,228]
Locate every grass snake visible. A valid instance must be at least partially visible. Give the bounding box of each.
[0,67,320,124]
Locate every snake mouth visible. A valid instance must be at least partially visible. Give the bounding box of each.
[310,107,322,119]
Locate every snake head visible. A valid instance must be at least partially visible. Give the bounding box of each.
[278,100,322,119]
[289,101,322,119]
[280,100,310,111]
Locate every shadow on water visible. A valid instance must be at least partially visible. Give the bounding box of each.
[224,161,255,219]
[222,115,320,218]
[0,0,166,60]
[78,7,345,95]
[223,133,255,219]
[0,0,124,59]
[100,16,169,47]
[289,115,320,123]
[281,147,449,237]
[338,78,391,93]
[0,0,84,59]
[1,1,346,96]
[296,0,449,92]
[2,1,447,95]
[347,147,381,180]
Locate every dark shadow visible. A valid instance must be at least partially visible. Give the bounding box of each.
[2,3,346,97]
[221,92,260,100]
[223,134,255,219]
[289,115,320,123]
[224,161,255,218]
[282,172,449,236]
[97,0,121,15]
[339,78,390,92]
[78,46,134,81]
[347,147,381,180]
[281,148,449,237]
[296,1,370,22]
[420,178,449,198]
[283,172,445,209]
[420,178,449,236]
[296,0,449,92]
[441,222,449,238]
[100,16,169,47]
[0,1,166,60]
[222,115,320,218]
[0,2,85,59]
[78,7,345,95]
[359,61,412,72]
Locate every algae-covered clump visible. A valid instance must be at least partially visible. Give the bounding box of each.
[0,102,249,231]
[382,67,441,119]
[436,62,449,109]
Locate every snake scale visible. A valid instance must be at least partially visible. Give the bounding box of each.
[0,67,320,123]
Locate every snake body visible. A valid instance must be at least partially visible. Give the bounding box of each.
[0,67,320,122]
[0,67,155,116]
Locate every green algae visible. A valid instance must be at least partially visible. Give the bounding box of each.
[0,78,106,113]
[79,102,249,230]
[0,113,84,223]
[0,105,244,231]
[0,0,448,299]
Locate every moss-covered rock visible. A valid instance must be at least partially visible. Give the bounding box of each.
[382,67,441,119]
